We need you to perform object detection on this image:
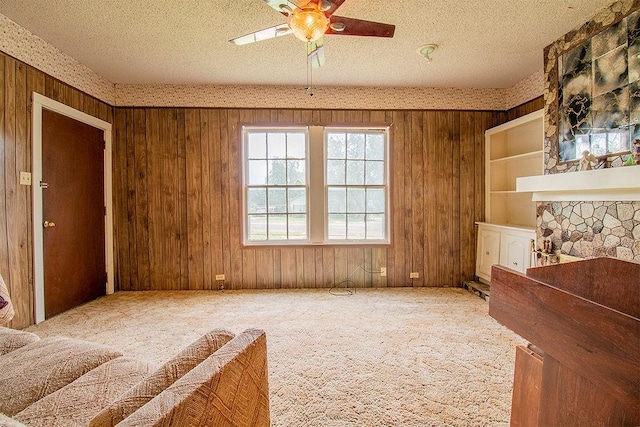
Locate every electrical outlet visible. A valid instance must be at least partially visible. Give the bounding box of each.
[380,267,387,277]
[215,274,225,281]
[19,171,32,186]
[410,272,419,279]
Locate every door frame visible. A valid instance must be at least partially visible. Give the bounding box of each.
[32,93,114,323]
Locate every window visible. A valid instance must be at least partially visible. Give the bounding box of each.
[242,126,389,245]
[326,130,387,241]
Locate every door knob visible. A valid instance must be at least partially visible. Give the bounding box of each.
[43,220,56,228]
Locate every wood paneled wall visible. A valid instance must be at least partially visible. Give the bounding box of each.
[112,108,505,291]
[506,96,544,122]
[0,52,112,328]
[0,44,543,326]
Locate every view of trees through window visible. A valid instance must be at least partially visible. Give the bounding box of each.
[246,130,307,241]
[326,131,386,240]
[243,126,389,244]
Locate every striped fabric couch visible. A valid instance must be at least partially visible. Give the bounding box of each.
[0,326,270,427]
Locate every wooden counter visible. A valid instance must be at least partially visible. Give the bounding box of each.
[489,257,640,426]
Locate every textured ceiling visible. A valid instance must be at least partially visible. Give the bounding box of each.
[0,0,615,89]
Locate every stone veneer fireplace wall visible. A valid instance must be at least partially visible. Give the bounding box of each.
[538,0,640,262]
[538,201,640,261]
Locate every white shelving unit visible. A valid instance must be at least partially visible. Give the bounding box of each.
[475,109,544,284]
[486,109,544,228]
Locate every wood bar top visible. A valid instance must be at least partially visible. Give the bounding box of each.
[489,258,639,415]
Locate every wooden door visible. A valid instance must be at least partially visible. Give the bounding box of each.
[42,109,106,318]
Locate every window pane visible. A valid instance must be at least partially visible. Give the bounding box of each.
[347,187,365,213]
[328,187,346,213]
[287,159,306,185]
[365,161,385,185]
[288,188,306,213]
[328,214,346,239]
[327,133,346,158]
[248,133,267,158]
[248,160,267,185]
[346,160,364,185]
[268,188,286,213]
[248,215,267,240]
[347,133,365,159]
[576,134,590,155]
[607,130,628,153]
[268,133,286,158]
[327,159,345,185]
[287,133,306,158]
[366,134,385,160]
[268,160,286,185]
[366,214,385,239]
[248,188,266,213]
[268,215,287,239]
[347,214,366,239]
[366,188,385,213]
[590,133,606,156]
[288,214,307,239]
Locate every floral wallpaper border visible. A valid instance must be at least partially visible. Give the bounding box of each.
[1,11,541,110]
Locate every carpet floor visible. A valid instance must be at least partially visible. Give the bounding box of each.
[26,287,524,426]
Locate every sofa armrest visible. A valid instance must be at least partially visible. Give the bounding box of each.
[90,329,234,427]
[117,329,270,427]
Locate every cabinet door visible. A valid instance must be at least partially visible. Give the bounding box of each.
[477,228,501,281]
[500,233,533,274]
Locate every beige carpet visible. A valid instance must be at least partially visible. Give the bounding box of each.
[26,287,524,426]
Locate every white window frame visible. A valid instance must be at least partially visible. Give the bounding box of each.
[242,125,390,246]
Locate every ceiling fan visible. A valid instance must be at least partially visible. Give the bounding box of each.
[229,0,395,68]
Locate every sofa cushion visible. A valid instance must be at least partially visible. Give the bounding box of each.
[89,329,234,427]
[0,273,14,325]
[14,357,156,427]
[0,327,40,355]
[0,336,122,416]
[117,329,270,427]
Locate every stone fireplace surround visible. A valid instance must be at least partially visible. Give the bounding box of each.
[538,0,640,262]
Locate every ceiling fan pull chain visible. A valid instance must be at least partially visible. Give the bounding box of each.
[306,41,314,97]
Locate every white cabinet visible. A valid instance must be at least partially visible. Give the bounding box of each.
[499,231,534,274]
[485,109,544,228]
[476,222,535,283]
[477,227,500,282]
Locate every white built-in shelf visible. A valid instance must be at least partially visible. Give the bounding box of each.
[517,165,640,201]
[489,150,543,164]
[485,109,544,228]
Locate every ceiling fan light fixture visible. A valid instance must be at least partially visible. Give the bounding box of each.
[417,44,438,63]
[319,0,332,12]
[329,21,345,32]
[289,5,329,42]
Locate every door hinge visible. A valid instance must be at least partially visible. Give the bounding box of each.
[104,206,107,216]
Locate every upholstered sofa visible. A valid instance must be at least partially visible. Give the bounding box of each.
[0,326,270,427]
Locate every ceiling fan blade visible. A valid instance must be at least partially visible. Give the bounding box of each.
[322,0,346,17]
[229,23,292,45]
[307,39,326,68]
[326,16,395,38]
[263,0,300,16]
